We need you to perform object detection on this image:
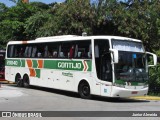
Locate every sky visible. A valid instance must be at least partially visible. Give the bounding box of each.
[0,0,66,7]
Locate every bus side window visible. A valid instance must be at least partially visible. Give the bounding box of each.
[47,42,58,58]
[36,44,45,58]
[7,45,14,58]
[59,42,72,58]
[88,44,92,58]
[53,51,57,57]
[88,52,91,58]
[14,46,18,57]
[32,46,37,58]
[77,40,91,59]
[37,46,42,57]
[78,52,82,58]
[58,45,61,58]
[24,46,29,57]
[95,45,99,58]
[8,45,15,57]
[74,44,78,58]
[28,46,32,57]
[59,52,65,58]
[19,47,24,57]
[37,52,42,57]
[44,45,48,58]
[69,45,75,58]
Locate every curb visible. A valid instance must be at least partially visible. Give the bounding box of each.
[0,81,14,84]
[130,96,160,100]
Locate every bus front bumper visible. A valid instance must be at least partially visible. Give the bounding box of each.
[111,86,148,97]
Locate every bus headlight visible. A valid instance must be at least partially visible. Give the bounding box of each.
[143,84,148,88]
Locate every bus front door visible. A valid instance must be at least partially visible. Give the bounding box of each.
[100,54,112,97]
[94,40,113,97]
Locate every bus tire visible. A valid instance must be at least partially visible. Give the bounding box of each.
[78,81,91,99]
[15,74,23,87]
[23,74,30,88]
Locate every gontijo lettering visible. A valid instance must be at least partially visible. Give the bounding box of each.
[58,62,81,69]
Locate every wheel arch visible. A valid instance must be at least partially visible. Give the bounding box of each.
[78,79,92,99]
[23,73,30,86]
[78,79,91,93]
[23,73,29,79]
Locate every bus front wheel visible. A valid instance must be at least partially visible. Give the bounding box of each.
[78,81,91,99]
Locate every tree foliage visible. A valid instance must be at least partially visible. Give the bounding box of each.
[1,0,159,49]
[51,0,96,35]
[0,2,37,43]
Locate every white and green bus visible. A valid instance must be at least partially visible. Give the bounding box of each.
[5,35,157,98]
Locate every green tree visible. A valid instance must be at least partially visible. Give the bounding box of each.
[91,0,118,35]
[108,0,160,51]
[24,2,56,38]
[28,0,97,37]
[24,11,52,39]
[0,3,8,25]
[149,50,160,96]
[0,1,49,48]
[51,0,95,35]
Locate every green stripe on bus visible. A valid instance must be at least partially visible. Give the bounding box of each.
[21,60,25,67]
[32,60,38,68]
[44,60,92,71]
[5,59,25,67]
[44,60,57,69]
[86,60,91,71]
[35,69,40,78]
[6,59,92,71]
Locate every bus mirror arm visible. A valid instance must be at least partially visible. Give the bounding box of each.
[146,52,157,67]
[110,49,119,63]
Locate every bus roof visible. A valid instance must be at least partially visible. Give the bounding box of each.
[35,35,79,41]
[7,35,142,45]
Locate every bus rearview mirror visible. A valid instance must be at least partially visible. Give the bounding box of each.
[146,52,157,67]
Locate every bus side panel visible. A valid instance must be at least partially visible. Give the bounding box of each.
[29,69,75,91]
[55,70,75,91]
[74,71,101,95]
[5,66,13,81]
[5,66,29,82]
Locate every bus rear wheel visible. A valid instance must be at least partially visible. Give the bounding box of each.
[23,75,30,88]
[15,74,23,87]
[79,82,91,99]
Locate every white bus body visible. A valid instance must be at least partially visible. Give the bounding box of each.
[5,35,157,98]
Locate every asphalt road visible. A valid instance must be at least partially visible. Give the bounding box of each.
[0,84,160,120]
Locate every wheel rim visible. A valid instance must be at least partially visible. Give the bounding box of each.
[82,85,90,97]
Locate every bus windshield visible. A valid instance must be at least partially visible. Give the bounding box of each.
[112,39,148,86]
[114,51,148,84]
